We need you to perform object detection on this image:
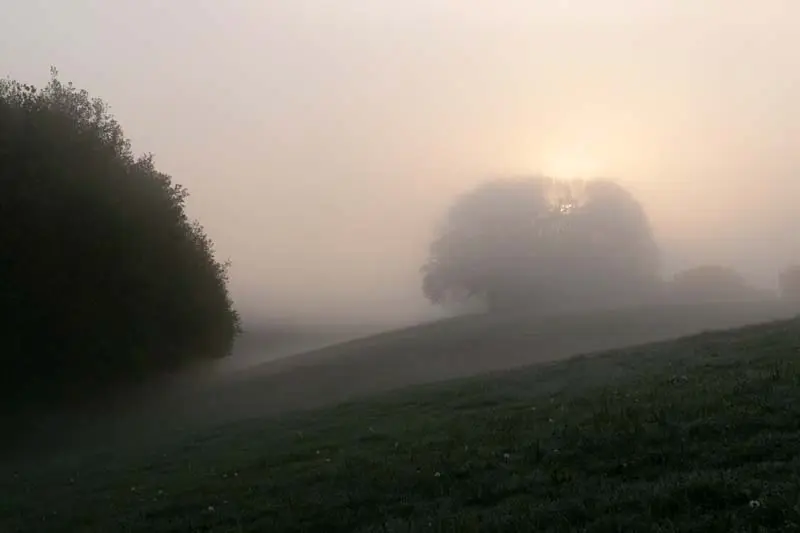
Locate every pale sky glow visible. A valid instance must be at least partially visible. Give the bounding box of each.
[2,1,799,323]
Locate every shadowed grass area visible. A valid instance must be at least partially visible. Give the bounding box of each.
[11,301,791,461]
[2,318,800,532]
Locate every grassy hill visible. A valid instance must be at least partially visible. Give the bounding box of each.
[219,321,392,373]
[121,301,794,429]
[2,306,800,531]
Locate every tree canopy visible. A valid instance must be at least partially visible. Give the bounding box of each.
[667,265,772,304]
[422,177,661,313]
[0,69,240,411]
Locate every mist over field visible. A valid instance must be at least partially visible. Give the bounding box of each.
[3,1,799,334]
[7,6,800,531]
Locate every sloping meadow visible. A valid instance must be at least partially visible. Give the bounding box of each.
[3,318,800,532]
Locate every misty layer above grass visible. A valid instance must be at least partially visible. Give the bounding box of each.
[3,318,800,532]
[156,301,795,424]
[16,300,792,460]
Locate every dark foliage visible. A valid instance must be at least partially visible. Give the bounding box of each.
[0,69,240,411]
[421,177,661,312]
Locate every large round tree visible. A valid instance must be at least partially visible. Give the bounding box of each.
[422,176,661,313]
[0,69,240,411]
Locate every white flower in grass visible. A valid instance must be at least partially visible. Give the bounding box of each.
[208,505,215,512]
[434,472,441,478]
[749,500,761,509]
[503,453,511,460]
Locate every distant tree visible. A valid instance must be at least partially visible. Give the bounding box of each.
[779,265,800,304]
[421,177,661,312]
[0,69,240,411]
[668,265,770,304]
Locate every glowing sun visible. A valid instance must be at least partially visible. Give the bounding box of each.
[540,150,604,180]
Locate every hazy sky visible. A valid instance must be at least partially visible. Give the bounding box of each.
[3,1,799,323]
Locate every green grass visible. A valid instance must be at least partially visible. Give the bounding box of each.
[3,318,800,532]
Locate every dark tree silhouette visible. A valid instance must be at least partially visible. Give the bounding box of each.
[0,69,240,411]
[667,265,771,304]
[422,176,661,312]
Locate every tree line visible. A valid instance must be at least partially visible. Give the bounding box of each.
[421,176,800,313]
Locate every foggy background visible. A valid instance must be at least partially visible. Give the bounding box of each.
[2,0,798,326]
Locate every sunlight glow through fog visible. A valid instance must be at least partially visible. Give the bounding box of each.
[3,0,799,323]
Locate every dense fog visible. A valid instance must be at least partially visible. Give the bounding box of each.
[4,1,798,328]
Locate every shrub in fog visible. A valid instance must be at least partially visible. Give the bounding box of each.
[0,69,240,411]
